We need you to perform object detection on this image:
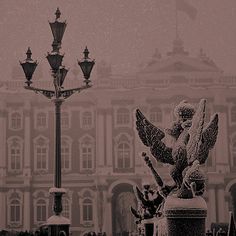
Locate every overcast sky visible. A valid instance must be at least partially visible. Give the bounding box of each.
[0,0,236,80]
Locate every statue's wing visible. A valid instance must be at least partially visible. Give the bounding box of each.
[187,99,206,164]
[135,186,147,205]
[136,109,165,146]
[136,109,174,164]
[196,114,219,164]
[130,206,141,219]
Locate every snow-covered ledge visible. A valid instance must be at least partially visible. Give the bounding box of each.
[47,215,71,225]
[49,187,67,194]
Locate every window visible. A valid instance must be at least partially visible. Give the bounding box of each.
[62,198,70,219]
[33,190,49,225]
[7,190,23,227]
[36,199,47,222]
[115,134,133,171]
[10,112,22,130]
[36,112,47,129]
[36,147,47,170]
[150,107,162,123]
[82,146,93,170]
[78,190,94,225]
[79,136,95,171]
[232,107,236,123]
[34,136,49,172]
[61,137,72,171]
[116,108,130,125]
[82,111,93,129]
[8,137,23,172]
[61,112,70,129]
[10,199,21,223]
[82,199,93,222]
[117,142,131,169]
[10,144,21,170]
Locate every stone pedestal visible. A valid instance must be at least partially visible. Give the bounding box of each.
[164,195,207,236]
[47,215,70,236]
[142,218,157,236]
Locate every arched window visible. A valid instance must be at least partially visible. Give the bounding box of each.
[10,112,22,130]
[117,142,131,169]
[10,199,21,223]
[62,198,70,219]
[61,112,70,129]
[36,112,47,129]
[61,137,72,171]
[82,198,93,222]
[150,107,162,123]
[36,199,47,222]
[33,190,49,225]
[8,137,23,171]
[79,136,95,171]
[7,190,23,227]
[82,111,93,129]
[34,136,49,171]
[116,108,130,125]
[231,106,236,123]
[78,189,94,225]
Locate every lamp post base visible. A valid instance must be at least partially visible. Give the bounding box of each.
[48,187,70,236]
[47,215,70,236]
[142,218,157,236]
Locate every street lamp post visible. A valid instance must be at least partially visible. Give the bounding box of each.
[20,8,95,236]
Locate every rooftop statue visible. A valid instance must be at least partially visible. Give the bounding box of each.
[135,99,218,199]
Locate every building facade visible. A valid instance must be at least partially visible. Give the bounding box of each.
[0,39,236,235]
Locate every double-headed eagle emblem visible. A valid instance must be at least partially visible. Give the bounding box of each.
[131,99,219,222]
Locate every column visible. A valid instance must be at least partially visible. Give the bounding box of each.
[102,192,112,236]
[134,99,146,169]
[0,101,6,229]
[0,101,7,178]
[0,191,6,229]
[213,103,229,173]
[23,190,30,230]
[217,185,226,223]
[93,191,99,233]
[224,197,229,223]
[23,101,31,230]
[96,109,105,166]
[24,101,31,176]
[163,107,173,147]
[208,187,216,225]
[106,109,113,167]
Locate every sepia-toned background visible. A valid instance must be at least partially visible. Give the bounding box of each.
[0,0,236,235]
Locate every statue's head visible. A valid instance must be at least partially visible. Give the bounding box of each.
[142,181,151,190]
[174,100,195,122]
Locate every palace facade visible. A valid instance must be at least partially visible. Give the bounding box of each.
[0,39,236,235]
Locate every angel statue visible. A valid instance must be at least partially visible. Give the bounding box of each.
[135,99,218,199]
